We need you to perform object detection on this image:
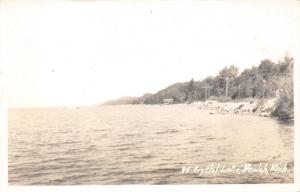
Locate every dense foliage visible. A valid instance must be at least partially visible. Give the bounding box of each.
[135,57,294,120]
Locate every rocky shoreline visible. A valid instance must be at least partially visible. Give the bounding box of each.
[191,98,278,117]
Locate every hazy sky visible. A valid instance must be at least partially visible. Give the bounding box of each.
[1,1,300,108]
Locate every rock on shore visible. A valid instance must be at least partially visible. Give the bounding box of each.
[192,98,277,117]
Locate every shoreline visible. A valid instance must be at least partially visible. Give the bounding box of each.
[111,97,294,122]
[107,97,276,117]
[190,98,277,117]
[10,99,294,123]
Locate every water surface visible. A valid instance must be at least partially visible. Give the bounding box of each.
[8,104,294,184]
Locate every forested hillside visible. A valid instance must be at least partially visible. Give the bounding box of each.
[106,57,294,120]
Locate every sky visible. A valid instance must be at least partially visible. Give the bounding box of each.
[1,1,300,108]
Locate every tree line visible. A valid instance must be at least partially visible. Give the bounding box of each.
[133,56,293,120]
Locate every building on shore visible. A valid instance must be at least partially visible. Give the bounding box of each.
[163,98,174,104]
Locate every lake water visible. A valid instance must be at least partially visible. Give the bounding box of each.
[8,104,294,185]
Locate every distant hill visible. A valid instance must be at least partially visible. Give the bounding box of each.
[102,96,139,105]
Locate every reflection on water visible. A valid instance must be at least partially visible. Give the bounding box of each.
[8,105,294,185]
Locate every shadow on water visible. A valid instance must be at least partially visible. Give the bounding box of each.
[277,119,294,126]
[276,118,294,150]
[277,119,294,134]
